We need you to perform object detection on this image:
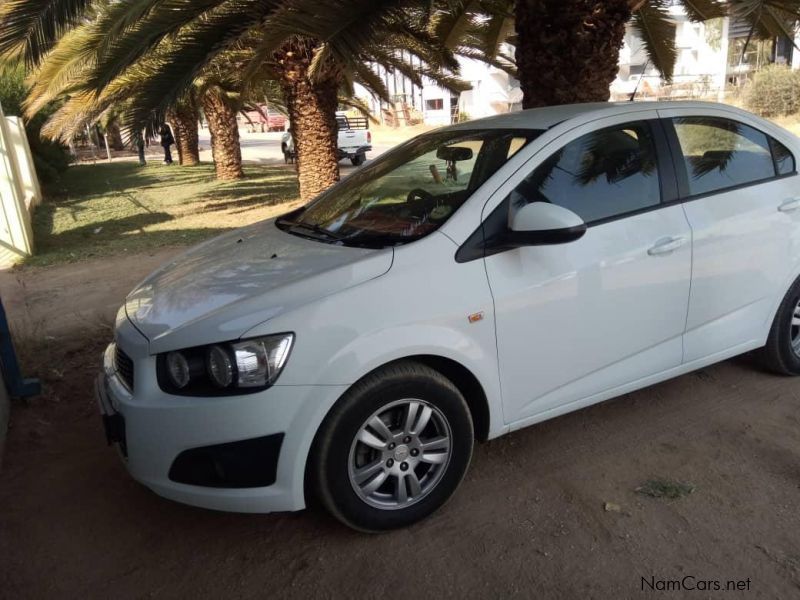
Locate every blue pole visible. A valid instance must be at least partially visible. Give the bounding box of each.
[0,297,40,398]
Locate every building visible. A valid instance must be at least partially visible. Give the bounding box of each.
[614,6,798,101]
[357,45,520,126]
[359,9,799,125]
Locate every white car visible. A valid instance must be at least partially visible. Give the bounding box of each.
[97,101,800,531]
[281,112,372,166]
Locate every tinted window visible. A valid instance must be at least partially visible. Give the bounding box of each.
[672,117,775,195]
[510,122,660,223]
[279,129,540,246]
[770,138,796,175]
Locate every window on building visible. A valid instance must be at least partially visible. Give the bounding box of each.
[425,98,444,111]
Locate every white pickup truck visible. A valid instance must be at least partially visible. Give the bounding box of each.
[281,111,372,166]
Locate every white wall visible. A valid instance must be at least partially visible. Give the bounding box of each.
[0,102,39,265]
[6,117,41,209]
[457,56,519,119]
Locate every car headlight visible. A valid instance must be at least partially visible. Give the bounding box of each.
[157,333,294,396]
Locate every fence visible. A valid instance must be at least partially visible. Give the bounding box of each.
[0,101,42,266]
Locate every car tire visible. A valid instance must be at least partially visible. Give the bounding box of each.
[310,360,474,532]
[759,275,800,375]
[350,154,366,166]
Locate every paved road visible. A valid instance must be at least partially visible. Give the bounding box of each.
[198,128,397,174]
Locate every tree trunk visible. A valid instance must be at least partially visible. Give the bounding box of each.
[201,91,243,180]
[106,122,124,151]
[169,100,200,166]
[514,0,631,108]
[275,38,339,202]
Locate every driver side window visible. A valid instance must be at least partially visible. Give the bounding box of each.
[511,122,661,224]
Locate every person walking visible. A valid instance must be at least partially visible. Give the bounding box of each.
[159,123,175,164]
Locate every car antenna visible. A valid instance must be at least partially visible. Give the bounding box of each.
[629,59,650,102]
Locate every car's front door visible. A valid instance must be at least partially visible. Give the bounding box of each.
[481,115,692,426]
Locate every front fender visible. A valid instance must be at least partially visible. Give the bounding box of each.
[244,232,507,438]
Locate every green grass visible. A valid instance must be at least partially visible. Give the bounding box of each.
[27,161,300,267]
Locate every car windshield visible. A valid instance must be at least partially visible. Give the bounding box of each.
[277,128,542,247]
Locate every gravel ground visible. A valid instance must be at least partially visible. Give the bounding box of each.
[2,253,800,598]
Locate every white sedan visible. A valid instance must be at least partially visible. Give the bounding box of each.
[97,101,800,531]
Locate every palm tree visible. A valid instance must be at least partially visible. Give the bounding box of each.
[6,1,800,116]
[168,94,200,166]
[1,0,472,200]
[285,0,792,116]
[455,0,800,108]
[99,1,467,200]
[200,84,243,179]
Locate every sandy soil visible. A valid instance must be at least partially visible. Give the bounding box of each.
[2,254,800,598]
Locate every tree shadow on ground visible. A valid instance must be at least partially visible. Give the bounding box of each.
[27,161,299,267]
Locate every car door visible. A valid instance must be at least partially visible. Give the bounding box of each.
[658,108,800,362]
[480,115,692,426]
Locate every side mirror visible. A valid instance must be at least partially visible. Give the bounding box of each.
[436,146,473,162]
[506,202,586,246]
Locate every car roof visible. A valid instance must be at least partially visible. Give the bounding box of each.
[445,101,755,132]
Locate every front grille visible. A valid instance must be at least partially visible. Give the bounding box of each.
[114,344,134,391]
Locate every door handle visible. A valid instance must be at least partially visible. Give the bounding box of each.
[778,198,800,213]
[647,236,687,256]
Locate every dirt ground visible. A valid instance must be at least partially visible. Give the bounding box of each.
[2,253,800,598]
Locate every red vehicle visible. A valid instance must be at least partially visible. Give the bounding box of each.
[240,106,287,132]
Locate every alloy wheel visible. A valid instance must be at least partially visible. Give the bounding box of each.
[347,399,452,510]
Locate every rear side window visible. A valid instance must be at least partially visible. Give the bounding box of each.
[672,117,785,196]
[770,138,796,175]
[510,122,660,224]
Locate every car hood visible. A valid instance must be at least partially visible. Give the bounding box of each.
[125,219,393,353]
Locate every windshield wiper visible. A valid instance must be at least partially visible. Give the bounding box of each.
[278,218,344,241]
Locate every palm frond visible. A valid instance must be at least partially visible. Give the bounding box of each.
[0,0,93,65]
[681,0,726,22]
[89,0,278,91]
[632,1,678,82]
[350,62,392,102]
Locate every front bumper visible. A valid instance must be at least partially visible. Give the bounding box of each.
[96,333,347,514]
[337,145,372,159]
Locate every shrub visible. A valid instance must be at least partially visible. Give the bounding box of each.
[743,65,800,118]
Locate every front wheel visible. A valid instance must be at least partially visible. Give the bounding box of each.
[310,361,473,532]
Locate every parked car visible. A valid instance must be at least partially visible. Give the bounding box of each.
[281,111,372,166]
[97,101,800,532]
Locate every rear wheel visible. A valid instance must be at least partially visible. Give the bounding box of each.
[350,153,366,166]
[311,361,473,532]
[759,276,800,375]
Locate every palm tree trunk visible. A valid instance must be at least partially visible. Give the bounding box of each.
[106,122,124,151]
[201,91,243,180]
[514,0,631,108]
[169,101,200,166]
[275,39,339,202]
